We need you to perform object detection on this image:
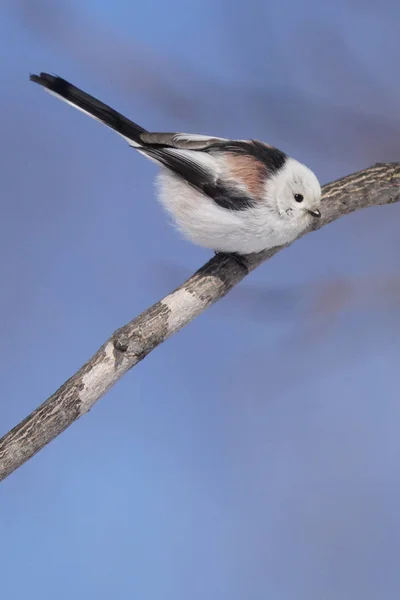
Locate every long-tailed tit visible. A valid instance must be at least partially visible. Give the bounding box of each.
[30,73,322,256]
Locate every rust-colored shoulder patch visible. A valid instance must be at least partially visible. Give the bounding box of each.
[225,153,265,199]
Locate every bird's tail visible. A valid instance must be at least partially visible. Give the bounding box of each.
[30,73,147,146]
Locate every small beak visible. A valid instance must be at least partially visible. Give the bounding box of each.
[307,208,321,218]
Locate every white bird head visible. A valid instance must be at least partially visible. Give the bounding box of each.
[267,157,322,221]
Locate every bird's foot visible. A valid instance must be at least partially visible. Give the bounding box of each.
[214,251,249,272]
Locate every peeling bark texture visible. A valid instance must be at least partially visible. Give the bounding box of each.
[1,163,399,481]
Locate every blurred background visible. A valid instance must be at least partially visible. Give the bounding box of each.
[1,0,400,598]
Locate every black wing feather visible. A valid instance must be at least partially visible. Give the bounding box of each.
[142,147,216,190]
[143,147,256,211]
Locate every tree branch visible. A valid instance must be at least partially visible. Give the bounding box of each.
[1,163,399,481]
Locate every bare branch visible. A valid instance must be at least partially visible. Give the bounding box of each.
[0,163,399,481]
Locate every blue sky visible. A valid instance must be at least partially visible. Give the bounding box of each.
[1,1,400,598]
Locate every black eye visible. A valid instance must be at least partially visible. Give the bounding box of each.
[294,193,304,203]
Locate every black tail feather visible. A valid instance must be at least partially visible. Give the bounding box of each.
[30,73,147,144]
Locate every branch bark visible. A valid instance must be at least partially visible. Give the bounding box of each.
[1,163,399,481]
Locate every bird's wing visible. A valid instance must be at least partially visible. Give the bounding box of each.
[142,145,256,211]
[140,132,230,150]
[143,137,286,182]
[140,139,288,211]
[142,146,217,189]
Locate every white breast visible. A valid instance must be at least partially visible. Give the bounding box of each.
[155,169,307,254]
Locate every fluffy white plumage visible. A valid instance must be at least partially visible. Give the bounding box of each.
[157,156,321,254]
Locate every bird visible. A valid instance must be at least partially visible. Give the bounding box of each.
[30,73,322,261]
